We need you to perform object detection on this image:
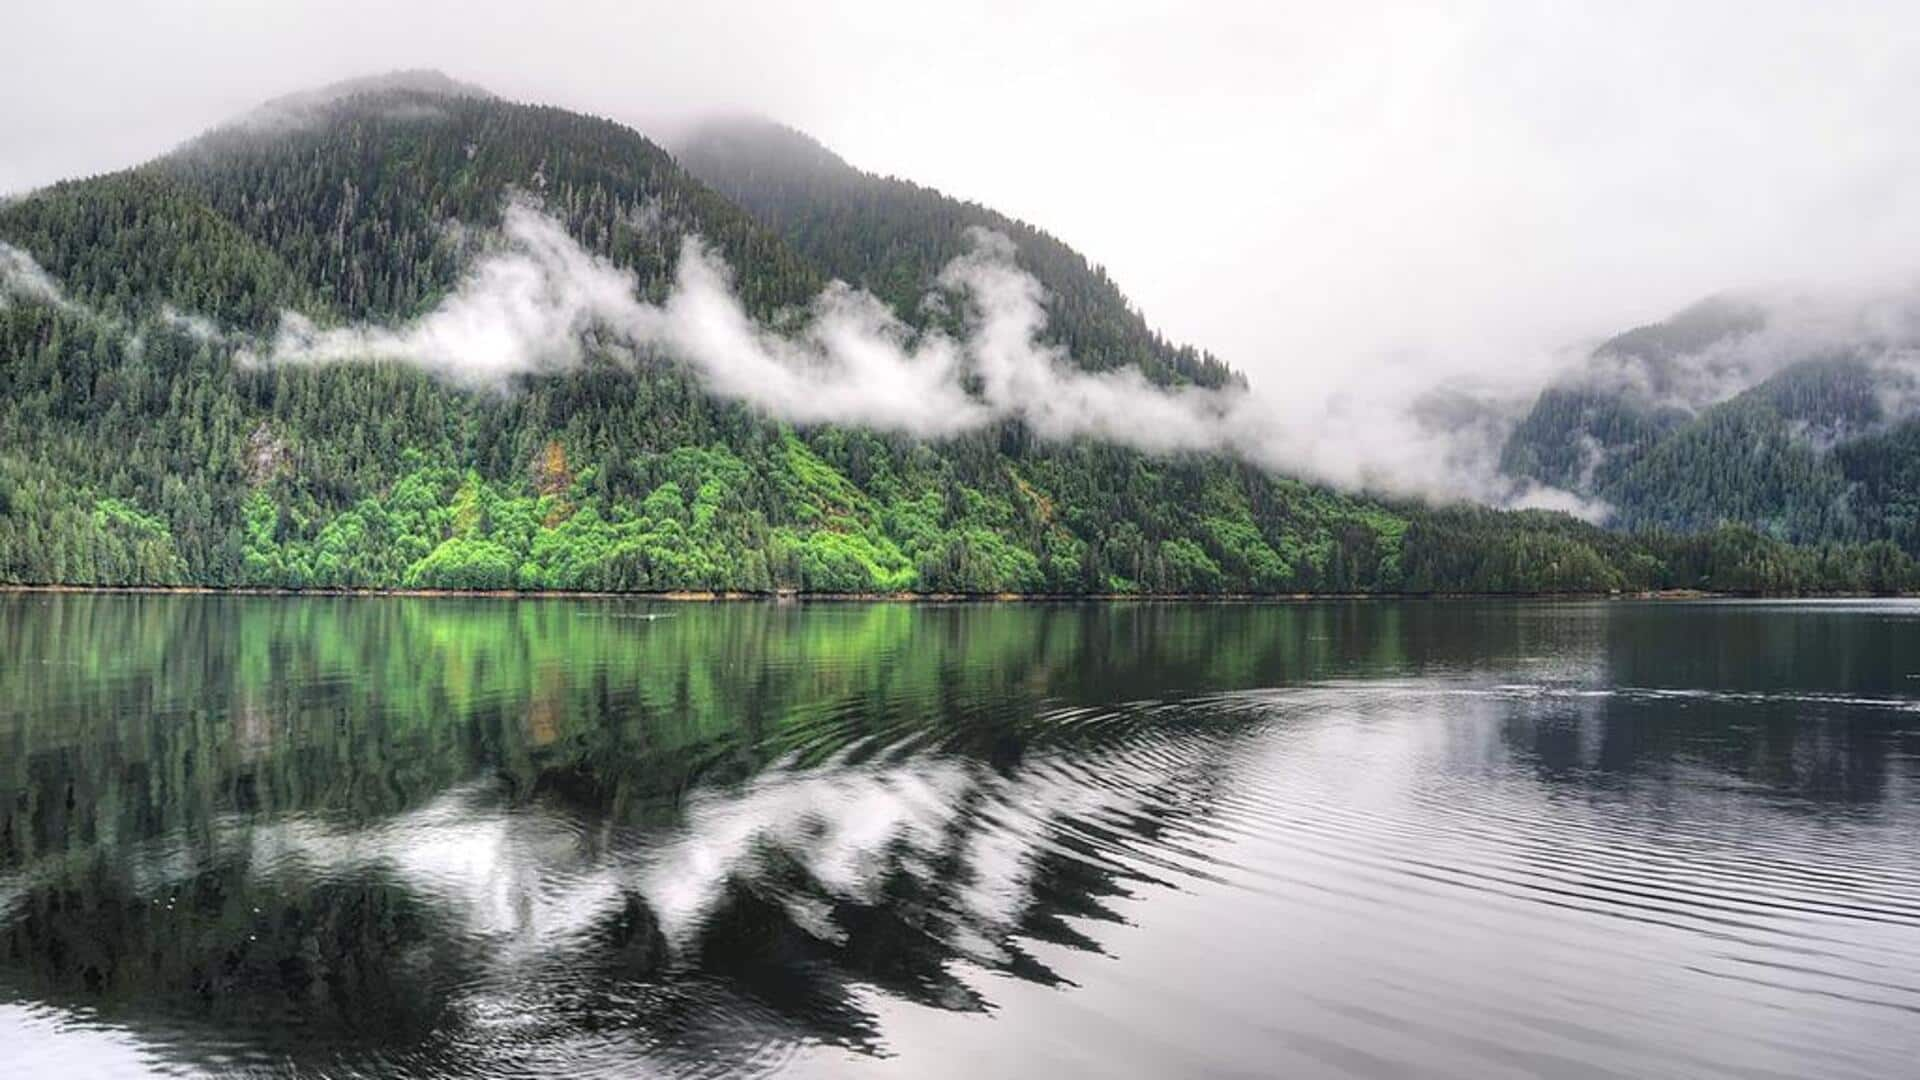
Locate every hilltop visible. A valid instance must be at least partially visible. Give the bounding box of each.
[0,73,1910,595]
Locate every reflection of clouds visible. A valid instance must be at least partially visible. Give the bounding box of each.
[231,734,1168,988]
[0,1004,166,1080]
[248,783,624,954]
[10,674,1918,1079]
[641,747,1152,966]
[1,721,1176,1059]
[640,757,974,949]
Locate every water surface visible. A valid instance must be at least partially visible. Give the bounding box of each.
[2,596,1917,1077]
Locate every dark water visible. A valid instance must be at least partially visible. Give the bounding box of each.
[2,596,1918,1078]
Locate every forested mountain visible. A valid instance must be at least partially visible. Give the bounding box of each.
[1501,294,1920,556]
[1499,296,1766,495]
[0,72,1912,595]
[674,116,1240,391]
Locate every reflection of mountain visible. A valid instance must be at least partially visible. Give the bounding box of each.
[1522,602,1920,805]
[0,595,1295,1069]
[1,711,1252,1071]
[5,595,1919,1076]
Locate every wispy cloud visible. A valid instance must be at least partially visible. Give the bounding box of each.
[245,200,1603,510]
[0,242,68,309]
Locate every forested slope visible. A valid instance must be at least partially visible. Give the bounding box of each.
[675,116,1239,391]
[1502,293,1920,555]
[0,74,1912,595]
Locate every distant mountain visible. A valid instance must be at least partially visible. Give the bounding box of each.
[1499,296,1766,495]
[0,73,1910,595]
[1501,291,1920,554]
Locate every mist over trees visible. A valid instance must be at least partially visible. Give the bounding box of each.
[1,77,1916,596]
[1501,294,1920,557]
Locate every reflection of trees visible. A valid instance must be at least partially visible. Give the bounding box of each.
[4,861,462,1048]
[5,594,1514,866]
[2,593,1295,1070]
[10,594,1911,1069]
[1498,688,1904,805]
[1492,603,1920,805]
[2,721,1242,1072]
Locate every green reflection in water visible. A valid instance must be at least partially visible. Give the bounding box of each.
[2,595,1916,1077]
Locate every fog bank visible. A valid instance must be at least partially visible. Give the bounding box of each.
[245,202,1588,507]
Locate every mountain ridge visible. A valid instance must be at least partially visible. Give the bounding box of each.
[0,74,1913,596]
[1500,287,1920,552]
[674,115,1242,391]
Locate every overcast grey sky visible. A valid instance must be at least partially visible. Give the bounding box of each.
[6,0,1920,398]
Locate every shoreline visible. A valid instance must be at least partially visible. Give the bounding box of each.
[0,583,1904,602]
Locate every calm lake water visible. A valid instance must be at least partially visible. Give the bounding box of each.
[2,595,1917,1078]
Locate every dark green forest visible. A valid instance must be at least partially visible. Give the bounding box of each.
[675,116,1241,391]
[1,76,1914,596]
[1501,295,1920,557]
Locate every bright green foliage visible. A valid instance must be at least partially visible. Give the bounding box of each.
[1,81,1914,596]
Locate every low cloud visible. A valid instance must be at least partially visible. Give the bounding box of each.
[0,241,67,309]
[250,204,1248,445]
[2,198,1607,512]
[228,70,493,135]
[246,200,1599,508]
[1565,286,1920,415]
